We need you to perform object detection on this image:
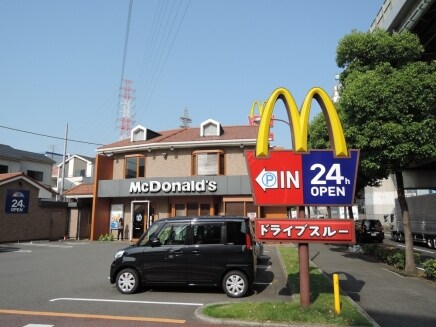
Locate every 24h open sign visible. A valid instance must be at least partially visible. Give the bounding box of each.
[246,149,359,206]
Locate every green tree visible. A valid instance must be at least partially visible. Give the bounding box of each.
[332,29,436,274]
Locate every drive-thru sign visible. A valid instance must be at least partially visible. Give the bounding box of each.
[246,87,359,307]
[245,87,359,244]
[256,219,355,244]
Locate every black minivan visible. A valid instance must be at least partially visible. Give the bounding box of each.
[355,219,384,243]
[110,216,257,298]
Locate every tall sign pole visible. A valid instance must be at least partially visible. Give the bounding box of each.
[246,87,359,308]
[298,207,310,306]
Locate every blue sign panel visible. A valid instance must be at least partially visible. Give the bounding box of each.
[302,150,359,205]
[5,189,30,214]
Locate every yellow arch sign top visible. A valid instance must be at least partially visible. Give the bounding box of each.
[255,87,348,157]
[249,100,267,118]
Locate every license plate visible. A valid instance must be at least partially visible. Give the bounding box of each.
[371,232,377,236]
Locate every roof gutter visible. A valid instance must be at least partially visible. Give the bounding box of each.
[96,139,258,155]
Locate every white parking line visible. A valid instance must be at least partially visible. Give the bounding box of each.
[0,248,32,253]
[50,297,203,306]
[395,244,435,254]
[21,244,73,249]
[382,268,405,278]
[24,324,54,327]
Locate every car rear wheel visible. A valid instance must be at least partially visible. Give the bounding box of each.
[222,270,248,298]
[116,268,139,294]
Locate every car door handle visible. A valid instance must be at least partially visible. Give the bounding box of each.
[172,250,183,255]
[191,250,201,255]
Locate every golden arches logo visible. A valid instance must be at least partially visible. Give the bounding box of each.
[255,87,348,157]
[249,100,267,118]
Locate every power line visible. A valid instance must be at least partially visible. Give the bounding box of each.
[119,0,134,88]
[0,125,104,146]
[141,0,191,113]
[135,0,191,119]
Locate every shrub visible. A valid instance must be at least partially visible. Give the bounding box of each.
[362,245,421,272]
[387,251,405,269]
[362,244,377,255]
[374,246,392,262]
[98,233,114,241]
[422,259,436,280]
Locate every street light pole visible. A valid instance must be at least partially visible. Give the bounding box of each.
[60,123,68,199]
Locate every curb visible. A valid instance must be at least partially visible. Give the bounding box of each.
[195,303,327,327]
[195,244,380,327]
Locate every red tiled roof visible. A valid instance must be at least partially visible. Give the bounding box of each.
[0,172,56,195]
[0,172,24,182]
[64,183,94,196]
[98,125,259,150]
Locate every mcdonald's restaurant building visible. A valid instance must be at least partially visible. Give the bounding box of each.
[90,119,289,241]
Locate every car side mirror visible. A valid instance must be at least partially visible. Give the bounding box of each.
[150,238,161,247]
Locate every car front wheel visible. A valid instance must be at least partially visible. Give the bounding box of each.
[222,270,248,298]
[116,268,139,294]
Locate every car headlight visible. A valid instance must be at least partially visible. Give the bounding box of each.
[114,250,124,259]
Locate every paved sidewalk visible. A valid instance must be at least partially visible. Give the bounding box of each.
[309,243,436,327]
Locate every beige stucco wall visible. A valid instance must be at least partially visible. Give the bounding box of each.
[225,148,250,175]
[147,149,191,177]
[111,147,252,180]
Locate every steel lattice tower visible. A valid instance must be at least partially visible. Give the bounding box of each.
[118,79,135,140]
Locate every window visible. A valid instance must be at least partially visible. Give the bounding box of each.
[200,119,221,136]
[192,150,225,176]
[74,169,86,177]
[175,204,186,216]
[225,202,244,216]
[174,203,211,216]
[227,221,246,245]
[27,170,43,182]
[187,203,198,216]
[225,201,257,216]
[125,155,145,178]
[192,223,222,245]
[200,203,210,216]
[158,223,188,245]
[204,124,217,136]
[0,165,8,173]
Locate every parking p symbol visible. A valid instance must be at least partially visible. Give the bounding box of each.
[262,172,277,188]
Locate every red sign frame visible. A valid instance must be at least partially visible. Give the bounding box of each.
[255,219,355,244]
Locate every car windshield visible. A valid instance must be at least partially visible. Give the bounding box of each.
[137,222,162,246]
[364,220,381,229]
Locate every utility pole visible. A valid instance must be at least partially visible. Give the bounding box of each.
[59,123,68,199]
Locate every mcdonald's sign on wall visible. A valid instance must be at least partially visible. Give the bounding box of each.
[246,87,359,207]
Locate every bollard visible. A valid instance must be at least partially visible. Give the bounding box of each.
[333,273,341,314]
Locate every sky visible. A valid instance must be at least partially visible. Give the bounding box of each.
[0,0,384,158]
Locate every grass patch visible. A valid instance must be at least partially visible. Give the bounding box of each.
[202,245,372,326]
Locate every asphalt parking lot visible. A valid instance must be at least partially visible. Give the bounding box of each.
[0,241,290,326]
